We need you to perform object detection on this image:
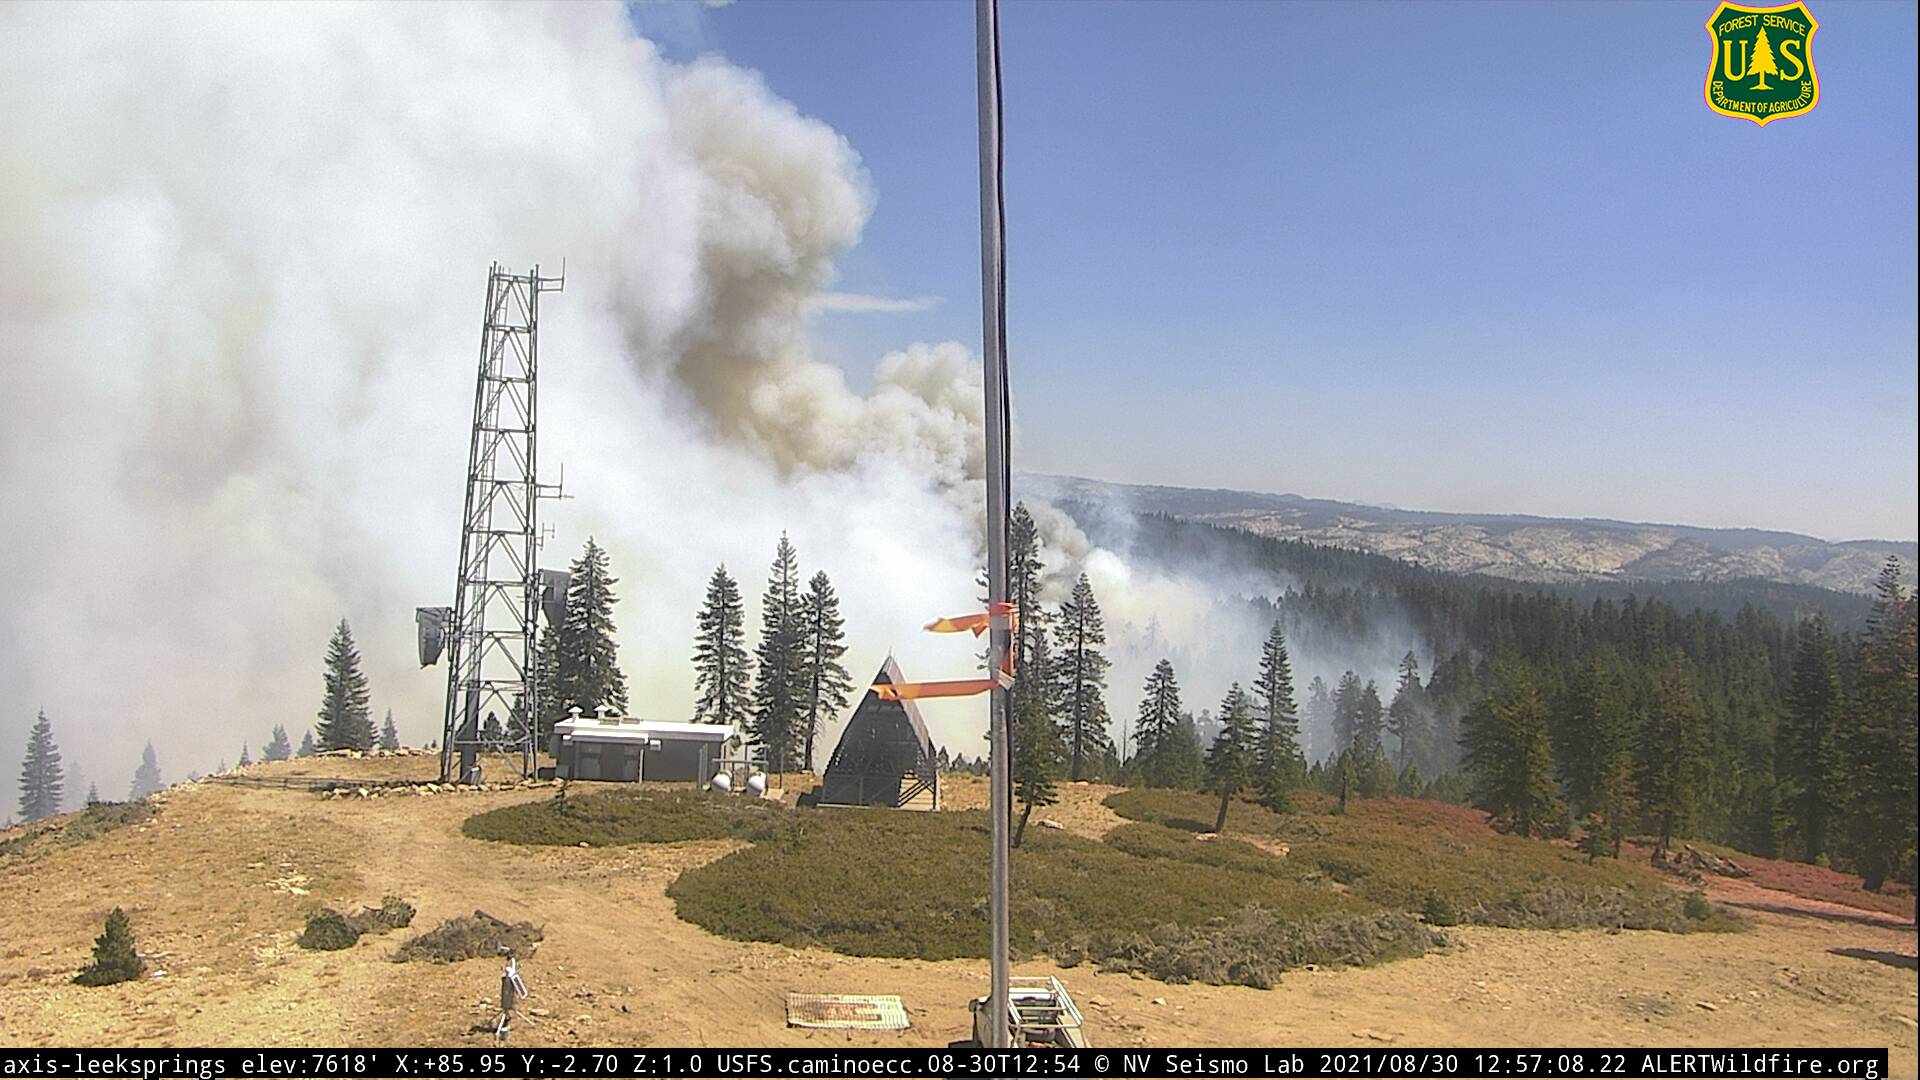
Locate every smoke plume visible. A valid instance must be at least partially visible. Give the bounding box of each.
[0,2,1413,806]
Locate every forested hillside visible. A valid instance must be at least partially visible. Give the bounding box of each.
[1036,507,1916,891]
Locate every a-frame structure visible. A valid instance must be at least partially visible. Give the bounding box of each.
[816,658,941,810]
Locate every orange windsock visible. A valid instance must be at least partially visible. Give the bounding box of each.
[878,603,1019,699]
[924,602,1019,637]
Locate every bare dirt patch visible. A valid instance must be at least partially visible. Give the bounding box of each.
[0,762,1909,1068]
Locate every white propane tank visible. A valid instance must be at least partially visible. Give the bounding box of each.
[746,772,769,797]
[710,771,732,793]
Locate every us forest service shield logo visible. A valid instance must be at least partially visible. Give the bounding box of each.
[1705,2,1819,125]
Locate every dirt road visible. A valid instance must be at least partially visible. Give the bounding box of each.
[1,761,1912,1072]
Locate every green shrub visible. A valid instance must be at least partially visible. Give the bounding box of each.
[299,909,361,950]
[668,808,1362,985]
[1683,891,1714,921]
[74,908,144,985]
[463,789,788,847]
[1422,894,1460,927]
[1103,788,1739,935]
[357,896,416,932]
[1081,908,1445,989]
[2,802,154,861]
[298,896,417,951]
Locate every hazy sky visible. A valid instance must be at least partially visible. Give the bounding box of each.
[636,0,1918,541]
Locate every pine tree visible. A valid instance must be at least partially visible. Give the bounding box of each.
[1749,27,1779,89]
[480,712,504,747]
[1008,503,1048,672]
[1462,662,1563,837]
[1636,666,1712,851]
[74,907,143,986]
[85,783,99,806]
[533,623,562,740]
[1580,752,1637,859]
[16,709,64,822]
[554,538,629,723]
[1163,712,1207,790]
[1780,614,1844,862]
[1353,680,1387,759]
[1052,574,1113,781]
[1837,559,1918,891]
[128,742,163,800]
[263,725,292,762]
[1134,659,1183,787]
[378,709,400,752]
[797,570,853,772]
[1012,629,1062,848]
[1332,671,1362,754]
[314,619,375,751]
[749,534,806,774]
[1253,623,1304,809]
[1303,675,1332,763]
[64,762,87,814]
[237,743,253,768]
[691,565,752,727]
[1205,684,1259,832]
[1558,651,1633,817]
[1385,652,1429,772]
[296,731,317,758]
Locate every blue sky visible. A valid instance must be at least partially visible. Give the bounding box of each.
[633,0,1918,541]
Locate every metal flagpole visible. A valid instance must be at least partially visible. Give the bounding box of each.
[975,0,1014,1051]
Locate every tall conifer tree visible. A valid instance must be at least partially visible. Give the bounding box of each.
[1385,652,1429,772]
[1462,663,1563,837]
[554,538,628,720]
[263,725,292,762]
[314,619,374,751]
[750,534,805,773]
[1206,684,1258,832]
[1052,574,1112,780]
[1012,629,1062,847]
[1134,659,1183,787]
[1837,559,1918,891]
[797,570,853,771]
[1636,666,1712,851]
[1253,623,1305,809]
[128,742,163,800]
[1780,614,1844,862]
[17,710,64,822]
[379,709,401,752]
[691,565,752,727]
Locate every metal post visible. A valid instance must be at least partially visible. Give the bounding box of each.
[975,0,1013,1051]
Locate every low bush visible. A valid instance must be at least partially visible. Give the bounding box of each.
[1422,894,1460,927]
[298,910,361,951]
[668,808,1363,985]
[1076,908,1445,989]
[74,908,144,986]
[1104,789,1737,934]
[394,910,543,963]
[462,789,788,847]
[298,896,417,951]
[1,802,154,860]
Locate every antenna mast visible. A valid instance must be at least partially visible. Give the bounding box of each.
[439,262,565,783]
[975,0,1014,1050]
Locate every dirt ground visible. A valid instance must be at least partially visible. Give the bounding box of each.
[1,759,1913,1071]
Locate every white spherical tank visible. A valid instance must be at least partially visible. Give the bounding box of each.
[745,772,769,796]
[709,771,732,793]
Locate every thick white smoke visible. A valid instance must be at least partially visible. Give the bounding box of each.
[0,2,998,800]
[0,3,1414,808]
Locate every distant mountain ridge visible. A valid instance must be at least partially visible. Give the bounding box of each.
[1020,474,1916,595]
